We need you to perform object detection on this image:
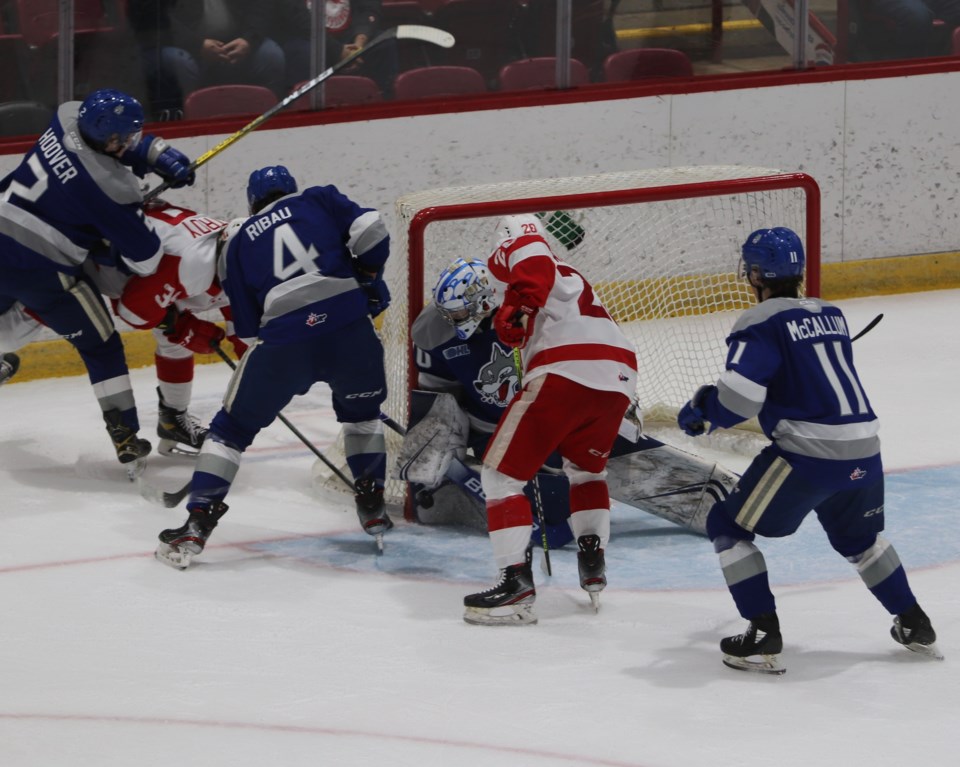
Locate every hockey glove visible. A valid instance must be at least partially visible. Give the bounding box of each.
[355,268,391,318]
[494,289,537,348]
[162,309,225,353]
[677,385,716,437]
[123,135,195,187]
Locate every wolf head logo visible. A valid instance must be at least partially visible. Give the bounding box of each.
[474,344,519,408]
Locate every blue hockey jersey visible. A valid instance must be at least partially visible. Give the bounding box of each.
[412,304,521,433]
[0,102,162,276]
[700,297,880,461]
[220,184,390,343]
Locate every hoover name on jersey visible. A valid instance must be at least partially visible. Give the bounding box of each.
[786,314,848,342]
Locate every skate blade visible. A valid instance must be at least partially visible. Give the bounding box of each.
[463,603,537,626]
[722,653,786,675]
[154,542,194,570]
[375,532,385,555]
[903,641,945,661]
[125,457,147,482]
[588,592,601,612]
[157,439,200,458]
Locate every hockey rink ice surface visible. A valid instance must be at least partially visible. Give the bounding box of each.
[1,290,957,767]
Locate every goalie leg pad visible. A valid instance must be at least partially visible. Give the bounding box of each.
[605,439,738,535]
[394,391,468,487]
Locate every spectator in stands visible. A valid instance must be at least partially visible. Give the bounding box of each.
[130,0,286,118]
[270,1,398,100]
[270,0,351,94]
[857,0,960,59]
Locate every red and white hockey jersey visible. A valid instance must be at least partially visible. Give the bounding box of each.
[486,214,637,398]
[115,203,229,330]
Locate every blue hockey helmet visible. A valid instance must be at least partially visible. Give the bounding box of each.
[247,165,298,213]
[741,227,805,281]
[77,89,144,151]
[432,258,497,340]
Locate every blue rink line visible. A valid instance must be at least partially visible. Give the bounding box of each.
[252,465,960,591]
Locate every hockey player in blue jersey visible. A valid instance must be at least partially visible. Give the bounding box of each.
[155,165,393,568]
[679,226,941,673]
[397,257,737,547]
[0,88,194,474]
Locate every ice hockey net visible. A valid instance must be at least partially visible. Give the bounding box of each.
[323,166,820,507]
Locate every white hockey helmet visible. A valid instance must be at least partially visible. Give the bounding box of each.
[494,213,545,244]
[432,258,497,340]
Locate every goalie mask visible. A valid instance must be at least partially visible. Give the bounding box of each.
[432,258,497,340]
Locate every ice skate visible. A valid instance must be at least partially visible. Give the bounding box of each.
[720,612,785,675]
[354,477,393,554]
[577,534,606,612]
[891,603,943,660]
[463,548,537,626]
[156,388,208,456]
[103,409,152,480]
[0,352,20,387]
[155,502,228,570]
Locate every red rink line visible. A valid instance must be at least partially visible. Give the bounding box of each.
[0,712,651,767]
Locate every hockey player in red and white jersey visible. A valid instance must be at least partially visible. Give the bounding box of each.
[463,214,638,626]
[106,201,247,455]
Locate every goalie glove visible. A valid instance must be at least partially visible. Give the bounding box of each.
[494,288,537,348]
[160,308,225,353]
[678,385,717,437]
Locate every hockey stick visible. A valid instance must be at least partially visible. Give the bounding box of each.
[512,348,552,576]
[211,345,356,492]
[138,343,360,508]
[851,313,884,342]
[144,25,455,202]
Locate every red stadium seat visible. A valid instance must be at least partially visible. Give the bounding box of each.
[290,76,383,110]
[602,49,694,83]
[498,57,590,92]
[183,85,278,120]
[517,0,613,76]
[393,65,486,100]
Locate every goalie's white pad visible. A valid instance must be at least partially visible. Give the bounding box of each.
[394,392,469,488]
[605,442,738,535]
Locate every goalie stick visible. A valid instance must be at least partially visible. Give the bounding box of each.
[144,25,455,201]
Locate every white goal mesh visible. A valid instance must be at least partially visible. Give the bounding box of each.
[343,166,819,508]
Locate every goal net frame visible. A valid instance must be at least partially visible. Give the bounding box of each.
[373,166,820,514]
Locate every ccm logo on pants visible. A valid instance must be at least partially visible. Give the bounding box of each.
[345,389,384,399]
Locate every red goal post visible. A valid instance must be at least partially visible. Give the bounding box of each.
[374,166,820,506]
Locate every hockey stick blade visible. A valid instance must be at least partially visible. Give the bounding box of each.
[138,476,191,508]
[851,313,883,342]
[396,24,455,48]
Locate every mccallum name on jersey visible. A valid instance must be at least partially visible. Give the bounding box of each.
[786,314,848,342]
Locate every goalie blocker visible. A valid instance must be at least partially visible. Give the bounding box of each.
[394,390,738,542]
